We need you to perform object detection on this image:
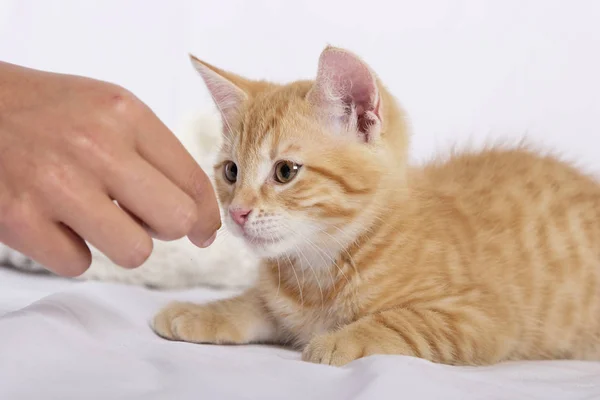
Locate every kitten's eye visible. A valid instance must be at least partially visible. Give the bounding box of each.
[274,160,300,184]
[224,161,238,183]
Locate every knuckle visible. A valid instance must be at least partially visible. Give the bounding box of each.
[162,201,197,240]
[120,235,153,269]
[187,167,211,201]
[63,91,137,163]
[35,164,75,194]
[66,126,124,173]
[104,85,141,118]
[67,126,107,156]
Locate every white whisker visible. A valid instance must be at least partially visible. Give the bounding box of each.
[286,230,324,310]
[311,226,353,281]
[282,224,337,292]
[284,251,303,308]
[268,230,282,299]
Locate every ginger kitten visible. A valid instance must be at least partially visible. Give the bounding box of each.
[153,46,600,366]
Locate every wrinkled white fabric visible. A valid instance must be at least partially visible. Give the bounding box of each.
[1,267,599,400]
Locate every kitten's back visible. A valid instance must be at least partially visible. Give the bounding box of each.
[407,147,600,360]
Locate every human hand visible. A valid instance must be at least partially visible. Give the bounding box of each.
[0,62,221,276]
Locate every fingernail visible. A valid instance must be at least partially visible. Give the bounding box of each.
[200,231,217,248]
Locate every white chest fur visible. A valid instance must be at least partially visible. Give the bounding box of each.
[260,269,359,347]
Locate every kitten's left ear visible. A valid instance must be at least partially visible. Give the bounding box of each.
[307,47,382,143]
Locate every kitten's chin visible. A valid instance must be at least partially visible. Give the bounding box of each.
[228,227,288,258]
[244,237,290,259]
[225,220,294,258]
[246,236,297,259]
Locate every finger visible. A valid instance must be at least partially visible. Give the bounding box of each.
[119,203,159,238]
[132,107,221,247]
[0,205,91,277]
[56,193,153,269]
[107,155,198,241]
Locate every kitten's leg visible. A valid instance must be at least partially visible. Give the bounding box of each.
[303,307,510,366]
[152,289,278,345]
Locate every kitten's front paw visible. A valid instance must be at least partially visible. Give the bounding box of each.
[152,301,242,344]
[302,330,367,367]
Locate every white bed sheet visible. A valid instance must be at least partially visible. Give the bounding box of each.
[0,267,599,400]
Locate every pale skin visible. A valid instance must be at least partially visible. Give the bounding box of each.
[0,61,221,276]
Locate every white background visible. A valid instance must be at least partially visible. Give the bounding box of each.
[1,0,599,166]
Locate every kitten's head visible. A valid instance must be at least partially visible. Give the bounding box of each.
[192,46,409,261]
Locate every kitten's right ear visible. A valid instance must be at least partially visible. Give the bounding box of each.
[190,55,248,128]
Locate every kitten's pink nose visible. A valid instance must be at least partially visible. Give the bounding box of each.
[229,208,252,227]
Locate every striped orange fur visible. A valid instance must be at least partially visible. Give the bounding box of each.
[153,46,600,366]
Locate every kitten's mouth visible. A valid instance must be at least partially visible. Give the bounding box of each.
[243,233,282,246]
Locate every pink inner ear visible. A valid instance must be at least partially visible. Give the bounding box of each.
[203,74,244,113]
[309,49,381,141]
[321,50,378,107]
[191,59,247,128]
